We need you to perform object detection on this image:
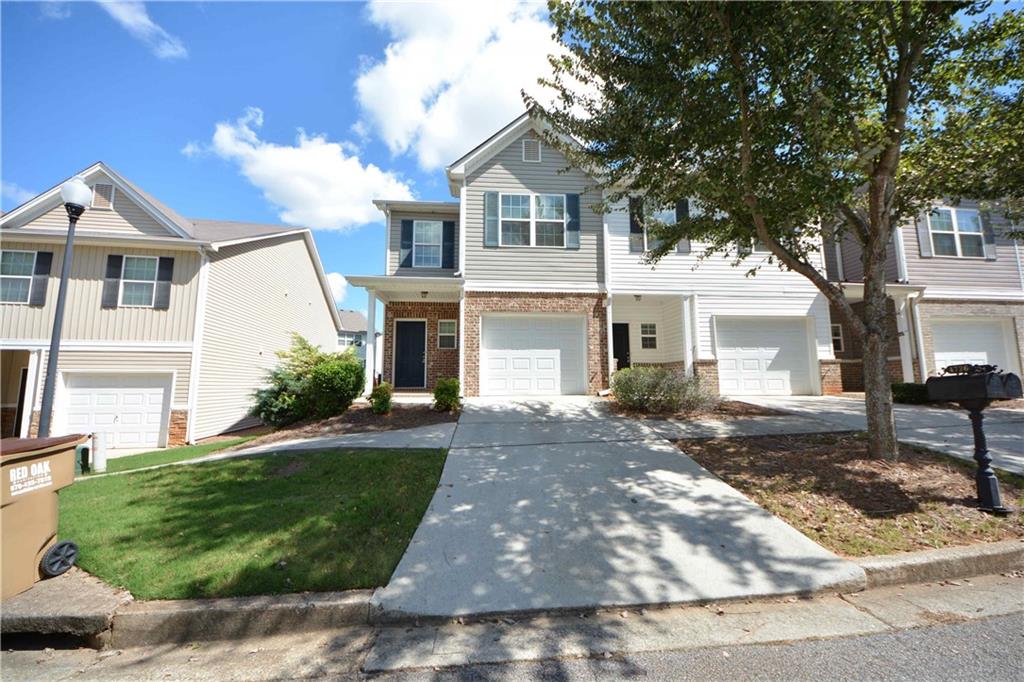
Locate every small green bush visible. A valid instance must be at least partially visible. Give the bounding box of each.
[305,357,365,419]
[612,365,717,414]
[892,382,930,404]
[370,382,393,415]
[251,367,306,427]
[433,378,461,412]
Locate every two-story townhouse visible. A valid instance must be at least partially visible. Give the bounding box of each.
[825,200,1024,391]
[1,163,341,448]
[348,112,839,398]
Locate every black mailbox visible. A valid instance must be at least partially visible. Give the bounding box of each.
[924,364,1020,515]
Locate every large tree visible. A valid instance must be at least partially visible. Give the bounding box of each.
[535,0,1022,459]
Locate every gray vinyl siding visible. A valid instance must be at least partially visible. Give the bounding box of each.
[463,130,604,284]
[901,199,1022,290]
[837,232,899,283]
[386,209,460,276]
[193,234,338,439]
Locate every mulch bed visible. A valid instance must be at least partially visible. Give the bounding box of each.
[610,399,788,421]
[678,432,1024,557]
[220,403,458,452]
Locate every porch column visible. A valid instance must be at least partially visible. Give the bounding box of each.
[20,350,41,438]
[894,294,915,383]
[682,296,694,376]
[364,289,377,396]
[689,293,702,360]
[605,295,615,382]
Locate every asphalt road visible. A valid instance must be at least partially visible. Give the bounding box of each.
[386,613,1024,682]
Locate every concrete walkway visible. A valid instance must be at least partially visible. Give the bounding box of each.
[371,398,864,619]
[213,423,456,459]
[740,395,1024,474]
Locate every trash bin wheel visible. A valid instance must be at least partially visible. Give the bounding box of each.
[40,541,78,578]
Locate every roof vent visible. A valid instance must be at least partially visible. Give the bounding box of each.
[522,138,541,163]
[91,183,115,210]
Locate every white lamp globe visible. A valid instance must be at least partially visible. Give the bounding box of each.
[60,176,93,208]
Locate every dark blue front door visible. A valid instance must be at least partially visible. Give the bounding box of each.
[394,320,426,388]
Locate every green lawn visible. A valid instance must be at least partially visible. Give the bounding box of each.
[60,448,447,599]
[93,437,256,474]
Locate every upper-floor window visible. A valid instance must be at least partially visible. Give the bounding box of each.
[120,255,158,307]
[338,331,361,348]
[644,206,676,252]
[1,250,36,303]
[412,220,443,268]
[522,139,542,163]
[92,183,115,210]
[500,193,566,247]
[928,208,984,258]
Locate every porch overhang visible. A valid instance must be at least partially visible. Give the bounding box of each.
[837,282,926,303]
[345,274,464,303]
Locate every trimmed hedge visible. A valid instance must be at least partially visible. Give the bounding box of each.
[370,382,393,415]
[611,365,718,413]
[433,378,461,412]
[892,382,930,404]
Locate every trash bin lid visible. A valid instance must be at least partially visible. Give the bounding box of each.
[1,434,89,465]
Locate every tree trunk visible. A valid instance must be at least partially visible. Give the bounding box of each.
[861,320,898,461]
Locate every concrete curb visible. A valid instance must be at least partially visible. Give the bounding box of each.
[108,590,373,649]
[856,539,1024,588]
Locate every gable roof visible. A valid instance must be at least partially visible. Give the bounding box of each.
[337,309,368,333]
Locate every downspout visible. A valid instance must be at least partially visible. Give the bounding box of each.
[893,224,909,283]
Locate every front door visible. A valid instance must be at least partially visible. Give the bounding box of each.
[394,320,427,388]
[612,323,631,372]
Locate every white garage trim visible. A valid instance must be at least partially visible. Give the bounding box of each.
[930,316,1021,376]
[480,313,588,396]
[713,316,819,396]
[55,370,176,449]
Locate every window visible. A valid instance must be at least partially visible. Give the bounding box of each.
[645,206,676,252]
[522,138,542,163]
[928,208,984,258]
[500,194,531,245]
[119,256,158,307]
[831,324,844,353]
[92,183,115,210]
[0,250,36,304]
[338,331,359,348]
[641,323,657,349]
[438,320,457,349]
[535,194,566,247]
[412,220,443,268]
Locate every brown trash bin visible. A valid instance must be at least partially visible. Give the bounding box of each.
[1,434,87,600]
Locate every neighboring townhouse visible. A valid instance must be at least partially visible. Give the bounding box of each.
[348,112,839,398]
[0,163,341,448]
[336,308,373,365]
[825,200,1024,390]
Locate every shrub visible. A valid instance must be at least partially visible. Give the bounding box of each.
[251,367,306,427]
[892,382,930,404]
[433,378,461,412]
[305,357,365,419]
[612,365,718,414]
[370,382,393,415]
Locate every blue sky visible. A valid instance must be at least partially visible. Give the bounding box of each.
[1,1,560,316]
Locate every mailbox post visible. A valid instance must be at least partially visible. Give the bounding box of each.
[925,364,1022,515]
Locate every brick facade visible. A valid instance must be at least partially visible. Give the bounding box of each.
[382,301,461,390]
[818,360,844,395]
[0,407,17,438]
[692,359,720,394]
[463,292,608,396]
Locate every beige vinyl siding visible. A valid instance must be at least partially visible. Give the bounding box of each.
[0,240,200,342]
[387,209,460,276]
[1,351,30,405]
[193,234,338,439]
[464,130,604,284]
[33,350,192,408]
[3,173,176,238]
[901,200,1022,290]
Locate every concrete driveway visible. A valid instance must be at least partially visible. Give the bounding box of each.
[740,396,1024,475]
[371,398,864,619]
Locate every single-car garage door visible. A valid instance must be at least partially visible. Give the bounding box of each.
[65,374,171,449]
[932,319,1018,374]
[481,316,587,396]
[716,317,814,395]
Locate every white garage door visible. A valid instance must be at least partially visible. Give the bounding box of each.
[932,319,1016,374]
[716,318,813,395]
[65,374,170,449]
[481,316,587,396]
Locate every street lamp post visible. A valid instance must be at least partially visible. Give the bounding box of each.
[37,177,92,438]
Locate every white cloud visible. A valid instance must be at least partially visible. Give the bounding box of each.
[325,272,348,304]
[2,181,36,206]
[40,2,71,20]
[355,0,568,170]
[208,107,414,231]
[97,1,188,59]
[180,141,204,158]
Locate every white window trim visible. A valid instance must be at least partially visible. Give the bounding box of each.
[118,255,159,308]
[437,319,457,349]
[338,331,358,348]
[91,183,116,211]
[412,219,443,269]
[498,192,568,249]
[522,138,542,163]
[927,207,985,259]
[641,322,658,349]
[0,249,37,305]
[831,323,845,353]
